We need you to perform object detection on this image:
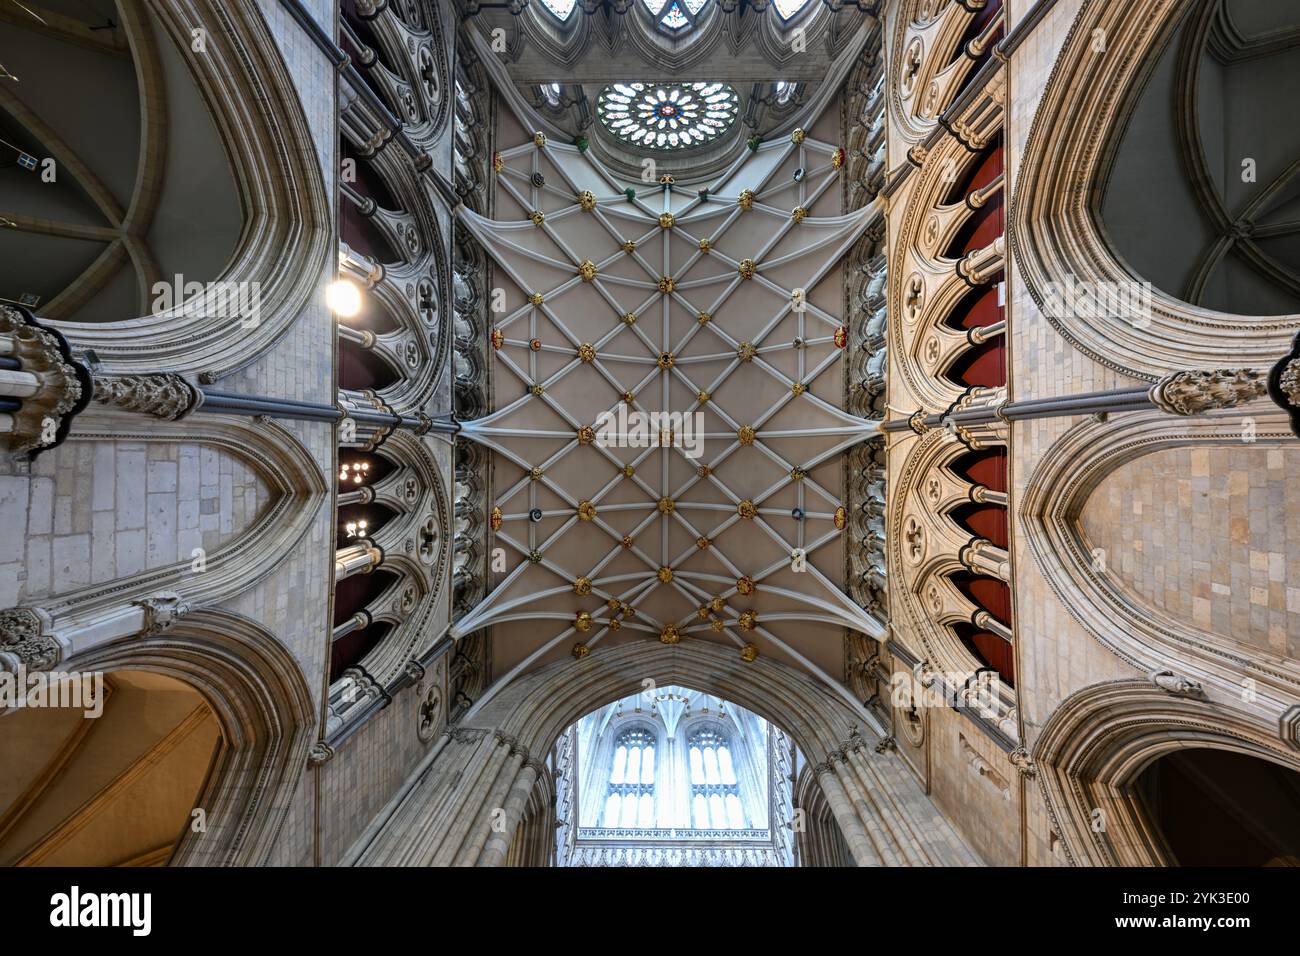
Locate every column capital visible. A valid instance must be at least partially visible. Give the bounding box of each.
[93,373,202,420]
[1147,368,1266,416]
[0,607,64,672]
[0,305,89,457]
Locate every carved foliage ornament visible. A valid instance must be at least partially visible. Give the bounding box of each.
[0,306,88,456]
[93,373,201,421]
[1147,368,1266,416]
[0,608,61,671]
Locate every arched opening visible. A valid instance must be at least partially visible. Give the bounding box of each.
[0,670,219,866]
[1132,749,1300,866]
[554,684,794,866]
[349,642,980,867]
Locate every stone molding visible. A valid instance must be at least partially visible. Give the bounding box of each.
[1008,0,1296,378]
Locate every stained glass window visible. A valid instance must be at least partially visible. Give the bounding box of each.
[643,0,708,32]
[540,0,577,21]
[773,0,812,20]
[597,82,738,150]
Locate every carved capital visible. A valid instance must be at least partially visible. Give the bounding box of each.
[1147,368,1266,416]
[92,373,201,421]
[1278,359,1300,407]
[0,305,88,456]
[1008,746,1037,778]
[132,592,191,636]
[307,741,335,766]
[1149,669,1204,699]
[403,658,426,682]
[0,607,62,671]
[1268,332,1300,438]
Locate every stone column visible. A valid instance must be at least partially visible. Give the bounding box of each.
[0,304,86,456]
[478,758,542,867]
[882,367,1277,434]
[332,610,371,642]
[813,762,878,865]
[335,542,383,581]
[450,743,522,866]
[959,537,1011,581]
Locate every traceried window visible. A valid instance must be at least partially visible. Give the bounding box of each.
[643,0,708,32]
[597,82,738,150]
[688,727,746,829]
[603,728,657,828]
[540,0,577,21]
[772,0,812,19]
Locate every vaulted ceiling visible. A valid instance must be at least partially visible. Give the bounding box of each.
[0,0,240,321]
[453,84,880,711]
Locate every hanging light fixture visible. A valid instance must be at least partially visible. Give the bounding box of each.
[340,461,371,485]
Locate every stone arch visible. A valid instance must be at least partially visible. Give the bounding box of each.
[1020,409,1300,724]
[1009,0,1297,379]
[349,641,980,866]
[333,430,449,686]
[886,0,993,146]
[1033,679,1300,866]
[889,131,1006,412]
[49,0,333,381]
[888,426,1016,725]
[25,410,325,620]
[62,609,316,866]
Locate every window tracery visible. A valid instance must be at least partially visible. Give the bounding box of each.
[596,82,738,150]
[688,727,746,829]
[643,0,709,32]
[604,727,658,827]
[540,0,577,21]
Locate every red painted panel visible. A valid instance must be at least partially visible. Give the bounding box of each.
[951,572,1011,625]
[951,502,1009,549]
[945,337,1006,388]
[968,630,1015,687]
[951,448,1008,493]
[958,196,1004,255]
[956,144,1003,199]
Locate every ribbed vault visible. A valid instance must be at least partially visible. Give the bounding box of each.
[453,103,882,710]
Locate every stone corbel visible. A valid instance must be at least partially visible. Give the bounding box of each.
[134,593,192,635]
[0,305,90,458]
[1149,669,1204,699]
[307,741,336,766]
[1147,368,1267,416]
[1008,746,1037,778]
[92,373,203,420]
[0,591,191,673]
